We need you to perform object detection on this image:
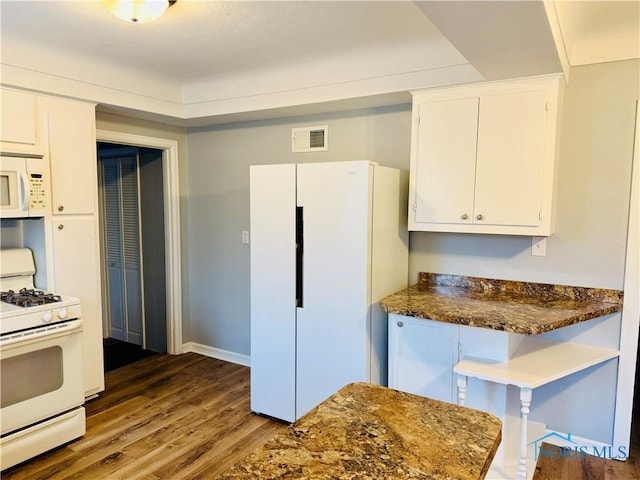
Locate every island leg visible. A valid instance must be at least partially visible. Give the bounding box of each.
[518,387,533,480]
[457,374,468,406]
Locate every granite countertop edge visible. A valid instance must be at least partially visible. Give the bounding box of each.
[379,273,624,335]
[217,382,503,480]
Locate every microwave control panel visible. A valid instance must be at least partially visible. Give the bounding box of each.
[28,172,46,212]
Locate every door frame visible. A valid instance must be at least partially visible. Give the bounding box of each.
[96,130,183,355]
[613,101,639,453]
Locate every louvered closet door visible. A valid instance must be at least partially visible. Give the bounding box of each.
[102,160,125,340]
[101,155,143,345]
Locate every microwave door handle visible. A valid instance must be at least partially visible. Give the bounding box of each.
[19,171,29,211]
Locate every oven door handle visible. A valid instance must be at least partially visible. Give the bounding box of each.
[1,319,83,347]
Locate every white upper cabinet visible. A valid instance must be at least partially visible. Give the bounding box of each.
[45,98,97,215]
[409,75,563,236]
[1,89,45,155]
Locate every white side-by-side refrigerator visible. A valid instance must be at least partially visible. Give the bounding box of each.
[250,160,408,422]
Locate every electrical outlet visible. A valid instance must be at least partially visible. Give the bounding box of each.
[531,237,547,256]
[242,231,249,244]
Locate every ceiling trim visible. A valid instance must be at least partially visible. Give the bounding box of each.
[1,64,184,119]
[2,61,483,127]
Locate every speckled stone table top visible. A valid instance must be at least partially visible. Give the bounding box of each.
[379,272,623,335]
[217,382,502,480]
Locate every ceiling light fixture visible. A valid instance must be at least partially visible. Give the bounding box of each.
[104,0,176,24]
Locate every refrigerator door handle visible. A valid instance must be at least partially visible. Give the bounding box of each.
[296,206,304,308]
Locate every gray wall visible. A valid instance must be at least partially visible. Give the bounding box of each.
[185,105,411,354]
[410,60,637,290]
[412,59,638,443]
[95,59,637,443]
[139,148,167,353]
[185,59,638,443]
[185,60,638,357]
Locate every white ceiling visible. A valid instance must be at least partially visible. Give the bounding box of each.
[0,1,637,126]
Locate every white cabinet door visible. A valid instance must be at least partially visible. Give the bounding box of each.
[388,315,459,404]
[413,98,478,225]
[51,216,104,397]
[409,76,562,236]
[474,90,547,227]
[0,89,43,155]
[47,99,97,215]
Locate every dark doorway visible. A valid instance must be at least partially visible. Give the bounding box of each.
[97,142,168,371]
[103,338,158,372]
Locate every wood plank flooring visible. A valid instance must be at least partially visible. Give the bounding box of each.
[532,436,640,480]
[2,353,287,480]
[3,352,640,479]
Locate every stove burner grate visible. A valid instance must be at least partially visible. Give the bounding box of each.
[1,288,63,307]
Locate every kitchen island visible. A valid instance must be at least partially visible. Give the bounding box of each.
[218,382,502,480]
[379,272,623,479]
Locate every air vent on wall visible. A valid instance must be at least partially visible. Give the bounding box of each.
[291,125,328,152]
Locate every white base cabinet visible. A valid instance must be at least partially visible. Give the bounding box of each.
[408,75,563,236]
[50,217,104,396]
[388,313,621,480]
[388,315,459,403]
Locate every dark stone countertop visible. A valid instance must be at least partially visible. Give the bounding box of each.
[379,272,623,335]
[217,382,502,480]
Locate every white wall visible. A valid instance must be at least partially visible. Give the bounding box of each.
[185,105,411,354]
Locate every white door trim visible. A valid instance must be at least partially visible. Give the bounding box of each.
[96,129,183,355]
[613,101,640,453]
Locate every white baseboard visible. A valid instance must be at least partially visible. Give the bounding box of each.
[182,342,250,367]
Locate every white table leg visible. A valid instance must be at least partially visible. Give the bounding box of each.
[457,374,468,406]
[517,387,533,480]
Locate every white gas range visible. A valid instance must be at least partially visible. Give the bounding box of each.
[0,290,82,336]
[0,248,86,471]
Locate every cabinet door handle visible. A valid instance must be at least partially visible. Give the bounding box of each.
[58,205,64,212]
[397,321,404,328]
[58,224,64,230]
[461,213,468,220]
[476,214,484,221]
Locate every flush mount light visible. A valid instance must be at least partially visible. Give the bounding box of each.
[104,0,176,24]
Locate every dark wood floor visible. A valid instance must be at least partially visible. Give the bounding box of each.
[3,353,640,479]
[2,353,287,480]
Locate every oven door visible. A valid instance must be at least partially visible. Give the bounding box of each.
[0,319,84,435]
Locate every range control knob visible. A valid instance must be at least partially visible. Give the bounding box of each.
[57,308,68,320]
[42,311,52,323]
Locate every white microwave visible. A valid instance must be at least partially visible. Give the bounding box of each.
[0,156,46,218]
